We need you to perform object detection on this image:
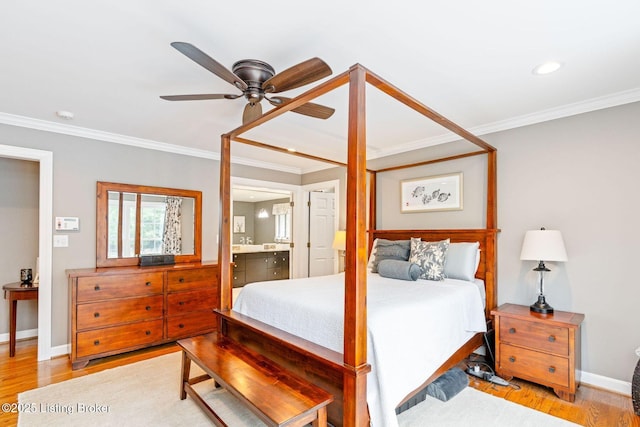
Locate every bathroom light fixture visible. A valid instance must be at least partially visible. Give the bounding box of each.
[532,61,563,75]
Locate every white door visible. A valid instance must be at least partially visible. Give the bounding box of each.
[308,191,336,277]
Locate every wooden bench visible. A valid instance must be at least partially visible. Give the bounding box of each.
[178,332,333,427]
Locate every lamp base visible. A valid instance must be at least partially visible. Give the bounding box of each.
[530,295,554,314]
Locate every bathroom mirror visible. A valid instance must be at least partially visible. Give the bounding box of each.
[96,182,202,267]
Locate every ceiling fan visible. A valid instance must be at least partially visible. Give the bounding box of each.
[161,42,335,124]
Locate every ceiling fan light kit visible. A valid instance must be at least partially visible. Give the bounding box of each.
[161,42,335,124]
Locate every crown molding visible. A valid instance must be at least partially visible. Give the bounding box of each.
[0,112,302,175]
[369,87,640,159]
[3,86,639,173]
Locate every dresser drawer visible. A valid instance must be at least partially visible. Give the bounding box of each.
[167,289,217,316]
[167,268,216,292]
[500,317,569,355]
[76,319,163,358]
[76,295,164,330]
[166,310,216,339]
[76,273,163,302]
[499,343,570,388]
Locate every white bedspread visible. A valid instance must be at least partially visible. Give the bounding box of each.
[233,273,486,427]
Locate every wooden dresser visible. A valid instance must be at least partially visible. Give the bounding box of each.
[492,303,584,401]
[68,262,218,369]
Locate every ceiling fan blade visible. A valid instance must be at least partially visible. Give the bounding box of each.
[268,96,335,120]
[170,42,248,91]
[160,94,241,101]
[262,57,332,93]
[242,102,263,124]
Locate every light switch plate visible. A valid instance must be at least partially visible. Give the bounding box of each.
[53,235,69,247]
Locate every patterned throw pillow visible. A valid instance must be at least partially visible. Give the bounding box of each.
[371,239,411,273]
[409,238,450,281]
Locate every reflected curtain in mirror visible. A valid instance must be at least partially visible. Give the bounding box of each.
[162,196,182,254]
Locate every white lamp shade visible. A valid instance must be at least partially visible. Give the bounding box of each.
[332,230,346,251]
[520,229,568,262]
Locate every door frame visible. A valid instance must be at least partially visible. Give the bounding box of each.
[303,179,340,275]
[0,144,53,361]
[231,177,304,278]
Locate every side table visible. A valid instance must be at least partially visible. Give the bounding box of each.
[2,282,39,357]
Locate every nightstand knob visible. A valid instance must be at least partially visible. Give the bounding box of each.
[508,327,516,334]
[548,335,556,342]
[548,366,556,373]
[509,356,516,363]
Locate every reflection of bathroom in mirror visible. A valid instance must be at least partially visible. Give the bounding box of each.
[96,182,202,267]
[232,187,292,248]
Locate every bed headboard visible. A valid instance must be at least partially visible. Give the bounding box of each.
[369,229,498,318]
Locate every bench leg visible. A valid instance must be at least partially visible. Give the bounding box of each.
[180,350,192,400]
[312,407,328,427]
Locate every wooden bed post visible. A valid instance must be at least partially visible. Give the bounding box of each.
[486,150,497,230]
[218,134,232,313]
[343,64,370,427]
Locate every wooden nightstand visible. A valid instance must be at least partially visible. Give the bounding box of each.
[491,303,584,402]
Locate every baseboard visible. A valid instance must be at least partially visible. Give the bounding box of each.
[581,371,631,396]
[50,343,71,358]
[0,328,38,343]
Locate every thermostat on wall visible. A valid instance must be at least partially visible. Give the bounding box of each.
[55,216,80,231]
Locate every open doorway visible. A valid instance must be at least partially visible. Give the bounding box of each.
[0,144,53,361]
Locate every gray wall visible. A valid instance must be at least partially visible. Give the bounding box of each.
[371,101,640,383]
[0,158,39,333]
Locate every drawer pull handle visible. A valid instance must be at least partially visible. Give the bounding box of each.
[264,259,268,263]
[179,277,185,283]
[145,281,151,286]
[548,366,556,373]
[145,330,151,336]
[145,306,151,311]
[509,327,516,334]
[94,340,100,346]
[94,285,100,291]
[548,335,556,342]
[94,312,100,318]
[178,323,185,329]
[178,301,185,305]
[509,356,516,363]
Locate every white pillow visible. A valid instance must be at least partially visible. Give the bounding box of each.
[444,242,480,281]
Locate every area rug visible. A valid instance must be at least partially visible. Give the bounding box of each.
[18,351,580,427]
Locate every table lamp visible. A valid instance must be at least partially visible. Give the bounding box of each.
[332,230,346,256]
[520,227,568,314]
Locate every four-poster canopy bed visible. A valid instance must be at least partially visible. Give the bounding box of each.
[214,64,498,427]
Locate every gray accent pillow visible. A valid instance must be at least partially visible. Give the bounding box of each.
[444,242,480,281]
[425,367,469,401]
[371,239,411,273]
[409,238,450,281]
[377,259,421,281]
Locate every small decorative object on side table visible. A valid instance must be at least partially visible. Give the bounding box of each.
[491,303,584,402]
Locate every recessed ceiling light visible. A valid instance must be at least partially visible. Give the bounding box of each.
[532,61,563,76]
[56,110,75,120]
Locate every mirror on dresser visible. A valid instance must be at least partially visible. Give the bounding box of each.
[96,181,202,267]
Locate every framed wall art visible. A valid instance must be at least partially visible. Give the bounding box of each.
[401,172,463,213]
[233,215,246,233]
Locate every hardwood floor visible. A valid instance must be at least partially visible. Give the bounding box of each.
[0,338,638,426]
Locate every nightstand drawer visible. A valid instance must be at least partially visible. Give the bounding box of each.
[499,343,570,388]
[500,317,569,355]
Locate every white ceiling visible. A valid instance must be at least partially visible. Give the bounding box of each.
[2,1,639,173]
